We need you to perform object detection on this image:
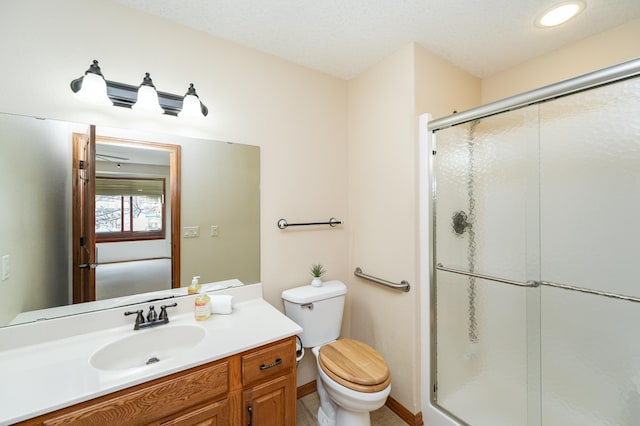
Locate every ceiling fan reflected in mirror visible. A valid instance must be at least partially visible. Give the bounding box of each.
[96,153,129,168]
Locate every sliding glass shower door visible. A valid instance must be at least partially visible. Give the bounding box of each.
[431,74,640,425]
[433,107,541,425]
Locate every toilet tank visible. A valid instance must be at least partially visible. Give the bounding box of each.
[281,280,347,348]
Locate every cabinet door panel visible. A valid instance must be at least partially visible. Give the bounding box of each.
[243,375,295,426]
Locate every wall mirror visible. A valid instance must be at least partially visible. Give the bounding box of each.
[0,112,260,327]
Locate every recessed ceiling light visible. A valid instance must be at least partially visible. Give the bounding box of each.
[535,1,585,28]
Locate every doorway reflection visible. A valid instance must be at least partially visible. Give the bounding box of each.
[92,138,180,300]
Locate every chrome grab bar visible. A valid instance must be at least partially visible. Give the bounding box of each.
[354,267,410,292]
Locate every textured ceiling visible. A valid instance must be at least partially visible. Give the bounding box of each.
[111,0,640,79]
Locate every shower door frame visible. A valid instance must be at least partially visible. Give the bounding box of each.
[420,57,640,426]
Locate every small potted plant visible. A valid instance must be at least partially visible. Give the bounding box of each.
[310,263,326,287]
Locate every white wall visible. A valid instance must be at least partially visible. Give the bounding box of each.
[347,44,418,411]
[347,43,480,413]
[482,19,640,103]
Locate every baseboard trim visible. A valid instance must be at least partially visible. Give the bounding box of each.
[385,395,424,426]
[297,380,317,399]
[296,381,423,425]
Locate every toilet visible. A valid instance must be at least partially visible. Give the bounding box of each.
[282,280,391,426]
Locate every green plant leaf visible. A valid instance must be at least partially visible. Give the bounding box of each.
[310,263,326,277]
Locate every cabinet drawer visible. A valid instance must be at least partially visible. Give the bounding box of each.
[241,338,295,387]
[42,361,229,426]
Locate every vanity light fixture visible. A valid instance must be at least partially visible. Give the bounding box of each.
[132,72,164,114]
[70,60,208,117]
[535,1,585,28]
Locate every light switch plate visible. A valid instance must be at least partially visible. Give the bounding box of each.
[210,225,219,237]
[183,226,200,238]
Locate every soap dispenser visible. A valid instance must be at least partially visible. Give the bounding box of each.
[188,276,201,295]
[195,290,211,321]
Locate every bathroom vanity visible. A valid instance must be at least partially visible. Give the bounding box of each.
[19,338,296,425]
[0,284,301,426]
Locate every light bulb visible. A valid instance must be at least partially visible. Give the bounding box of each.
[178,83,205,119]
[74,60,113,106]
[132,73,164,114]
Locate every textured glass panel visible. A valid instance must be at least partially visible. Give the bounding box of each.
[541,287,640,425]
[434,107,539,283]
[436,270,530,425]
[434,106,541,425]
[540,77,640,297]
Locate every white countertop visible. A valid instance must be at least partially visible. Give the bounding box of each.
[0,284,302,425]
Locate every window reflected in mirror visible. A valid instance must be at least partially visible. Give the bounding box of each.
[95,177,166,242]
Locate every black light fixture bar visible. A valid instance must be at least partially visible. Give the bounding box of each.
[104,80,209,116]
[70,64,208,117]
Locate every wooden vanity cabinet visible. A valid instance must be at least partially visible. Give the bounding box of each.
[19,337,296,426]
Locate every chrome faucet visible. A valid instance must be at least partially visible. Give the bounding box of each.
[125,303,177,330]
[147,305,158,322]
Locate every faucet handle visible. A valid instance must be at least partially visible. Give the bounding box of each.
[159,303,178,321]
[146,305,157,322]
[124,309,145,328]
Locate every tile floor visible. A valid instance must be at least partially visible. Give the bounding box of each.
[296,392,406,425]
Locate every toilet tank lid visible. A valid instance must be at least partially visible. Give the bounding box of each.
[281,280,347,304]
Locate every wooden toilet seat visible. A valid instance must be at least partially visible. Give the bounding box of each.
[318,338,391,393]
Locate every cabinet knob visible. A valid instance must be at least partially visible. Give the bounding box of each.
[247,405,253,426]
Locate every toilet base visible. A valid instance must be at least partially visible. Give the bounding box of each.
[317,405,336,426]
[317,405,371,426]
[317,376,337,426]
[336,407,371,426]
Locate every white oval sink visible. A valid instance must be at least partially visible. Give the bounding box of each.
[90,325,206,371]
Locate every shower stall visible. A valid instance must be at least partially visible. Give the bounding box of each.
[420,58,640,426]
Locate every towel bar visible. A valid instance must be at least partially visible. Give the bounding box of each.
[354,267,410,292]
[277,217,342,229]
